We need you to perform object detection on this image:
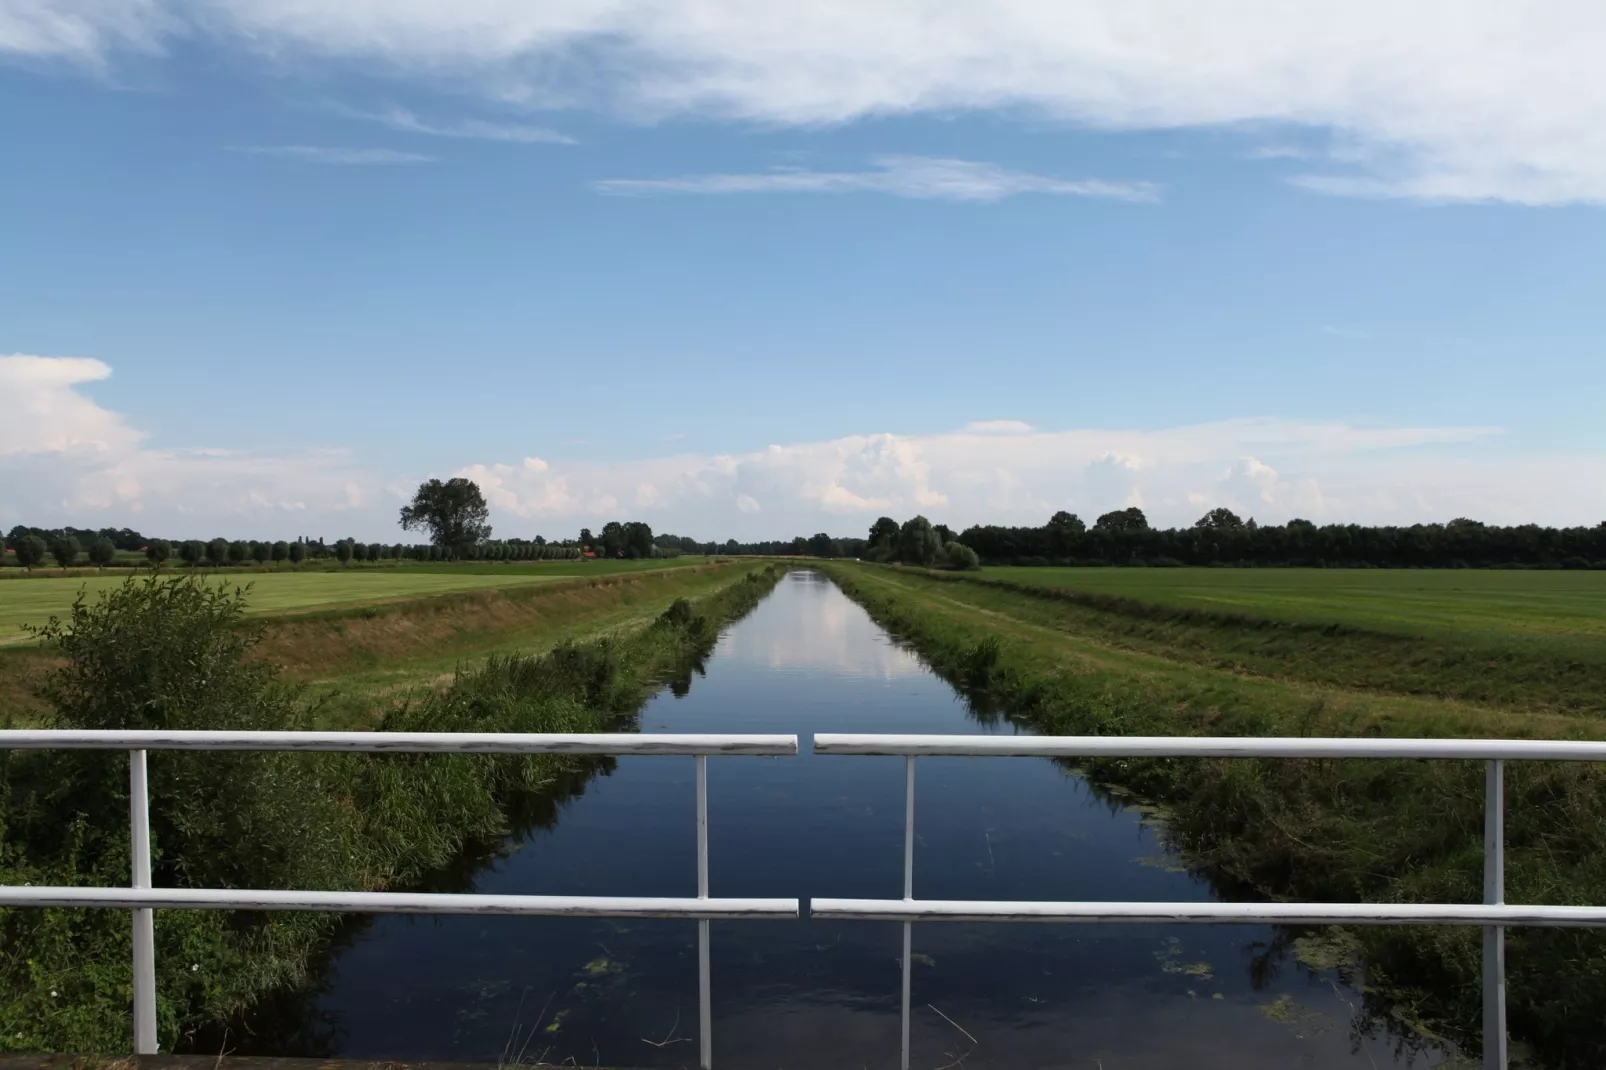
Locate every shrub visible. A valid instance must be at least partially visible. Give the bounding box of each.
[941,540,980,570]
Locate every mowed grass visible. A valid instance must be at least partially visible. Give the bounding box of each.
[1,566,642,646]
[980,565,1606,645]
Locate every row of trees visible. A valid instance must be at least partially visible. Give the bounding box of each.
[6,534,121,571]
[957,509,1606,568]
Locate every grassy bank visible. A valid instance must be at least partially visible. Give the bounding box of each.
[0,558,713,648]
[0,565,785,1054]
[817,562,1606,1068]
[0,562,759,727]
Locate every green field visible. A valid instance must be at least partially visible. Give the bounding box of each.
[820,561,1606,1063]
[979,565,1606,644]
[0,558,706,646]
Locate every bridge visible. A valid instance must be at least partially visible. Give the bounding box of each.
[8,728,1606,1070]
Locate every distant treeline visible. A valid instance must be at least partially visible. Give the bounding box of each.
[712,507,1606,570]
[957,508,1606,568]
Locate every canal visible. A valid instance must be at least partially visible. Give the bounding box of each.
[293,570,1450,1068]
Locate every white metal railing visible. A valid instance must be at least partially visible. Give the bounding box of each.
[0,730,800,1068]
[810,733,1606,1070]
[10,729,1606,1069]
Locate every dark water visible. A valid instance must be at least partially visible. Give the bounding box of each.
[298,571,1450,1068]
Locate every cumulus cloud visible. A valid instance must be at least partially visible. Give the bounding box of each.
[443,416,1606,536]
[5,353,1604,540]
[594,156,1157,203]
[0,354,386,536]
[7,3,1606,204]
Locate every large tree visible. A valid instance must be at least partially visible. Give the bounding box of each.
[897,516,942,566]
[15,534,48,570]
[51,535,81,570]
[87,536,117,569]
[399,478,491,558]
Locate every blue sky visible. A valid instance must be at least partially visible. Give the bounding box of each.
[4,3,1605,541]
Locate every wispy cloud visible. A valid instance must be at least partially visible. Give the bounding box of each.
[594,155,1159,203]
[1249,145,1312,160]
[13,4,1606,205]
[359,106,574,144]
[1320,325,1374,341]
[235,145,435,165]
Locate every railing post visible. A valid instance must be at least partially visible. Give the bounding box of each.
[901,755,915,1070]
[697,753,712,1070]
[1484,759,1507,1070]
[129,749,157,1054]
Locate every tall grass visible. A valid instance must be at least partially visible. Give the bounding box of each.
[0,566,783,1054]
[821,562,1606,1068]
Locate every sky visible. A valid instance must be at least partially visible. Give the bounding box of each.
[3,2,1605,542]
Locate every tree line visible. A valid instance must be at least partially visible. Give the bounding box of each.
[957,508,1606,568]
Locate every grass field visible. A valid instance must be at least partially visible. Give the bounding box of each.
[0,558,707,646]
[979,565,1606,644]
[817,562,1606,1063]
[0,560,757,726]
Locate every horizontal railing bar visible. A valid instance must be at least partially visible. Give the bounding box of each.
[0,731,798,756]
[811,898,1606,927]
[812,734,1606,761]
[0,886,799,919]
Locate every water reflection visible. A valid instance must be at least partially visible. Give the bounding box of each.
[265,570,1451,1068]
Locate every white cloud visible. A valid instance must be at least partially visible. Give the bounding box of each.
[357,105,574,144]
[0,354,386,536]
[594,156,1158,203]
[5,354,1604,541]
[9,3,1606,204]
[234,145,435,165]
[962,420,1036,435]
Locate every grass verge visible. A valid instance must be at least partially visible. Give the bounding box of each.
[818,562,1606,1068]
[0,565,785,1055]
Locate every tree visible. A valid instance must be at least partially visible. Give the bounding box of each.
[51,535,81,570]
[368,542,384,563]
[897,516,942,566]
[399,478,491,559]
[145,539,171,568]
[271,540,289,563]
[180,540,206,567]
[624,522,654,560]
[250,541,270,564]
[598,521,627,558]
[88,536,117,569]
[807,532,838,557]
[15,534,48,570]
[206,537,230,567]
[1094,507,1149,532]
[287,540,307,565]
[1195,507,1244,530]
[868,516,899,550]
[335,539,354,565]
[228,539,250,564]
[351,540,368,562]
